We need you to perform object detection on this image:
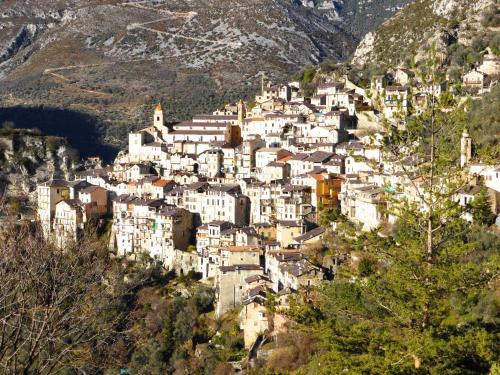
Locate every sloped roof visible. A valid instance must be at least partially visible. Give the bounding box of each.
[282,184,310,193]
[458,185,482,195]
[279,259,321,277]
[80,185,105,194]
[185,182,209,190]
[113,194,138,204]
[293,226,325,243]
[222,246,260,252]
[277,220,303,227]
[290,153,309,161]
[219,264,262,273]
[245,274,271,284]
[153,179,174,187]
[266,161,287,168]
[305,151,334,163]
[59,198,83,208]
[193,114,237,120]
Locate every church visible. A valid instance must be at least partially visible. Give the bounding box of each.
[128,102,245,163]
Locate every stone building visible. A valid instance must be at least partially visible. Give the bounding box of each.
[37,179,90,238]
[220,246,261,267]
[215,264,263,316]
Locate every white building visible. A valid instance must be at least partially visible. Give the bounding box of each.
[340,184,386,231]
[383,85,409,119]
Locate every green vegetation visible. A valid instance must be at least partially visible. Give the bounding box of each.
[304,216,498,373]
[0,2,498,373]
[460,84,500,161]
[481,5,500,28]
[347,63,386,88]
[318,60,341,74]
[296,65,317,97]
[301,65,317,85]
[276,63,500,374]
[368,0,445,67]
[354,0,499,83]
[127,284,218,374]
[319,207,343,226]
[210,311,246,363]
[469,187,496,226]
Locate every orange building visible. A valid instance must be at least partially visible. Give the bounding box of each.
[292,172,342,210]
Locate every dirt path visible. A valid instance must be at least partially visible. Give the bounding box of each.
[43,0,240,78]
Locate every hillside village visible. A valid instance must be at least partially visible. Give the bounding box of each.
[35,56,499,352]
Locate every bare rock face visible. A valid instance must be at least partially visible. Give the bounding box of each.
[351,32,375,67]
[433,0,459,18]
[0,131,79,197]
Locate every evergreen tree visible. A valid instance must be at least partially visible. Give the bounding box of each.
[300,57,499,374]
[470,187,496,226]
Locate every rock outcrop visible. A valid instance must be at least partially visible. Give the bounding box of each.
[351,0,496,68]
[0,129,79,198]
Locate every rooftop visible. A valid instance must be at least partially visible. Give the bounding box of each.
[170,130,225,135]
[305,151,334,163]
[245,274,271,284]
[59,198,83,208]
[219,264,263,273]
[222,246,260,252]
[80,185,105,194]
[293,227,325,243]
[193,114,237,120]
[153,179,174,187]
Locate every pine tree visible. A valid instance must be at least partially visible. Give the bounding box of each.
[470,187,495,226]
[300,56,499,374]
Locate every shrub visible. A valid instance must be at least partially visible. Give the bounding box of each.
[358,257,376,277]
[481,6,500,27]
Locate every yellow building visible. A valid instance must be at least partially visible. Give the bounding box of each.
[292,172,342,210]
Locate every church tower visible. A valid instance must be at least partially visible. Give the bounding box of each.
[154,103,163,129]
[237,99,246,126]
[460,128,472,167]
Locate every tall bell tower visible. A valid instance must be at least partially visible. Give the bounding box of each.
[237,99,246,126]
[460,128,472,168]
[154,103,163,129]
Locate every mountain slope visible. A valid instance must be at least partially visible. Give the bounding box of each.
[352,0,498,67]
[0,0,409,153]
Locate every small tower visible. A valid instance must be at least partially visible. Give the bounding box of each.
[154,103,163,129]
[237,99,246,126]
[460,128,472,168]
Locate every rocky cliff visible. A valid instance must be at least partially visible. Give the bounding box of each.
[0,129,80,197]
[352,0,498,68]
